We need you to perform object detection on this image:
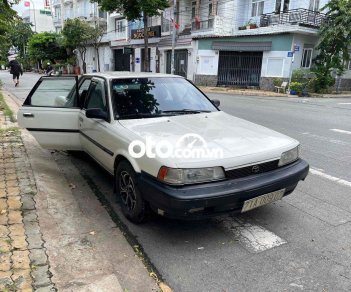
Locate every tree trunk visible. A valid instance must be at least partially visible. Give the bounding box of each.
[143,13,149,72]
[96,47,100,72]
[79,48,87,74]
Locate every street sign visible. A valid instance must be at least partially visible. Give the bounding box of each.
[135,57,140,64]
[131,26,161,40]
[123,47,133,55]
[287,51,294,57]
[294,45,300,52]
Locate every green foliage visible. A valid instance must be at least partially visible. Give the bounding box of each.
[28,32,67,63]
[292,68,317,92]
[289,82,303,95]
[313,0,351,92]
[92,0,169,70]
[62,18,99,73]
[291,68,309,83]
[62,18,93,49]
[289,82,302,91]
[310,68,335,93]
[7,20,33,57]
[0,0,18,62]
[17,55,32,70]
[272,78,283,87]
[0,92,15,122]
[94,0,169,21]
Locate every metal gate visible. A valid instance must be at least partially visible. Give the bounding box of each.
[166,50,188,77]
[114,49,131,71]
[217,51,263,87]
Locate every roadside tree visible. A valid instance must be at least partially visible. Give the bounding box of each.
[62,18,97,74]
[313,0,351,92]
[93,0,169,72]
[0,0,18,63]
[8,20,34,57]
[89,25,105,72]
[28,32,67,67]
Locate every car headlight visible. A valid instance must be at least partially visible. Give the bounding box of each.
[278,145,300,167]
[157,166,225,185]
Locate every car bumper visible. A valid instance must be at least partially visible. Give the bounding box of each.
[138,159,309,219]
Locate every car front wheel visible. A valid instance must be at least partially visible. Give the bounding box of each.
[115,160,147,223]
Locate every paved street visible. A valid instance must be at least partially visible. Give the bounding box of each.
[1,71,351,291]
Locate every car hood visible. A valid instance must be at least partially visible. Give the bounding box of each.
[118,111,299,169]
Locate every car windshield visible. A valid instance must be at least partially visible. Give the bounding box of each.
[111,77,218,119]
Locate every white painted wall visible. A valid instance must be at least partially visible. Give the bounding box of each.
[261,51,291,78]
[134,48,141,72]
[80,45,112,73]
[195,49,219,76]
[290,34,318,71]
[22,9,55,32]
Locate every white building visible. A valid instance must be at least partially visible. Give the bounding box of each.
[51,0,110,73]
[53,0,351,90]
[22,8,55,32]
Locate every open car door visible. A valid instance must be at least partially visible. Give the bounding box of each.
[17,76,82,150]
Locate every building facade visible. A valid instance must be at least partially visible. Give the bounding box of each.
[51,0,110,73]
[22,8,55,32]
[188,0,332,89]
[55,0,351,90]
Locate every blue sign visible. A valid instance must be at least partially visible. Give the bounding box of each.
[287,51,294,57]
[294,45,300,52]
[135,57,140,64]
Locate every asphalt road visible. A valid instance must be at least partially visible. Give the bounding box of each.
[2,71,351,291]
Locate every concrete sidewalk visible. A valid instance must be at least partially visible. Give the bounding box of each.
[1,91,162,291]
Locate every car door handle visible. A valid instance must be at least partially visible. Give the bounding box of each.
[23,113,34,118]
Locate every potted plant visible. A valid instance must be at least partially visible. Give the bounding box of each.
[53,64,62,75]
[63,63,68,74]
[67,56,76,74]
[289,82,303,95]
[246,19,258,29]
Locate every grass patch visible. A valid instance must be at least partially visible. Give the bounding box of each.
[0,127,21,137]
[0,92,15,122]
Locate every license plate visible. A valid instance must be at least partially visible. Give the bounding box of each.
[241,189,285,213]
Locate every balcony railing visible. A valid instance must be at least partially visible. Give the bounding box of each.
[192,18,214,31]
[260,9,326,28]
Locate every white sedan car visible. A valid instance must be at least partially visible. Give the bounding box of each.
[18,72,309,223]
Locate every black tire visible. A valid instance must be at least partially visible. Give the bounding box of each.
[115,160,147,223]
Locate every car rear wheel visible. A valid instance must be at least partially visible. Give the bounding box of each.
[115,160,147,223]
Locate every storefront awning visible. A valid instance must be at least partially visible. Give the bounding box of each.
[212,41,272,51]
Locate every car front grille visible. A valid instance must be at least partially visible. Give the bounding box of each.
[225,160,279,180]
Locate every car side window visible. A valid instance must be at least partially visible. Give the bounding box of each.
[78,78,92,107]
[27,77,78,107]
[85,80,108,113]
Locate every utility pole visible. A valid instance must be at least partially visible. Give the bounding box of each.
[170,0,177,75]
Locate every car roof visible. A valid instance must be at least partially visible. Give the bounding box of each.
[84,71,184,80]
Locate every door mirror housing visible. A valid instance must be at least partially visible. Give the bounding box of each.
[86,108,108,120]
[211,99,220,107]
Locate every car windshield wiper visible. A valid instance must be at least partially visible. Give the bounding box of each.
[161,109,212,114]
[117,112,173,120]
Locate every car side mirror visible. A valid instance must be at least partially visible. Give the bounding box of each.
[211,99,220,107]
[86,108,108,120]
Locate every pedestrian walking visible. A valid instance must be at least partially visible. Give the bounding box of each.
[8,59,23,87]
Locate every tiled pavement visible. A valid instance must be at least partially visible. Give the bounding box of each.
[0,111,55,291]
